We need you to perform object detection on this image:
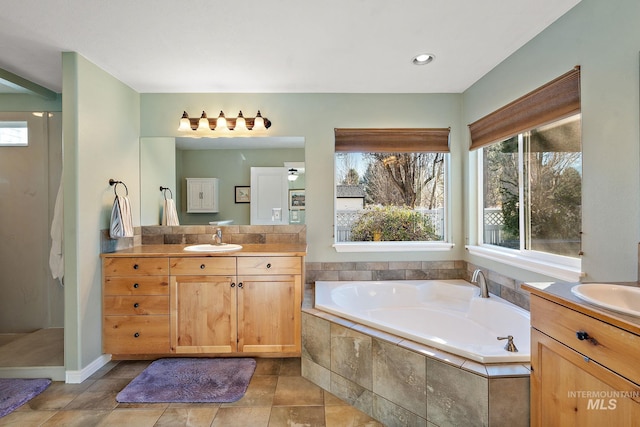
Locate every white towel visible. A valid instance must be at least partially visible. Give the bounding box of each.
[162,198,180,226]
[49,175,64,283]
[110,195,134,238]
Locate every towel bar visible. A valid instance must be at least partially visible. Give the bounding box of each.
[159,186,173,200]
[109,179,129,196]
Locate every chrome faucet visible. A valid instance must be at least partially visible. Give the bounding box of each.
[471,269,490,298]
[498,335,518,352]
[212,228,223,245]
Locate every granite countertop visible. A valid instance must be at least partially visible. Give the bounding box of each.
[101,243,307,258]
[522,281,640,334]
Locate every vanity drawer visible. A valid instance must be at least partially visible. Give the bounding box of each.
[104,295,169,315]
[531,295,640,384]
[103,276,169,295]
[103,257,169,276]
[170,257,236,275]
[103,315,170,354]
[237,256,301,275]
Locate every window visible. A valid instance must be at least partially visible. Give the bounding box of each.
[480,114,582,257]
[469,67,582,277]
[334,128,450,250]
[0,121,28,146]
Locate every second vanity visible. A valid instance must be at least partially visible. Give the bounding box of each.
[101,243,306,359]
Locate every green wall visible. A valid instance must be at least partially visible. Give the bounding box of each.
[62,52,140,374]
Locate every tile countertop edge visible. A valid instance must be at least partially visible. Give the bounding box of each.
[522,282,640,335]
[100,243,308,258]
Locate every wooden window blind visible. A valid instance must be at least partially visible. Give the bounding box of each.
[334,128,450,153]
[468,66,581,150]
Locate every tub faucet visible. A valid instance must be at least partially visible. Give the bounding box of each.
[213,228,223,245]
[471,269,490,298]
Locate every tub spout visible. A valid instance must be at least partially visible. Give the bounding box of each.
[498,335,518,352]
[471,269,490,298]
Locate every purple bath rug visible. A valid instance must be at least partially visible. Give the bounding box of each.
[0,378,51,418]
[116,358,256,403]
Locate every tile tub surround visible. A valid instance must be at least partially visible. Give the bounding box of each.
[301,307,530,427]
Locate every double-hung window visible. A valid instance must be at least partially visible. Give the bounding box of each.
[469,67,582,279]
[333,128,451,252]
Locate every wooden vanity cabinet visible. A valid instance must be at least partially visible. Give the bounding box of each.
[102,257,170,355]
[169,255,302,356]
[529,293,640,426]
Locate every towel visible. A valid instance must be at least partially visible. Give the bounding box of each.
[162,198,180,226]
[110,195,134,238]
[49,175,64,284]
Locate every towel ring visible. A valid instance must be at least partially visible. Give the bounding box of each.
[159,186,173,200]
[109,179,129,196]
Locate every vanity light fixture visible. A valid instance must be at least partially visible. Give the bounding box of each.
[287,168,299,181]
[412,53,435,66]
[179,110,272,131]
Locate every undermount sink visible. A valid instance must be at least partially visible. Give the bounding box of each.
[571,283,640,317]
[183,243,243,253]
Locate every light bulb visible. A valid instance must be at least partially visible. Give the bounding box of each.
[217,111,227,130]
[253,110,265,130]
[198,111,209,131]
[235,111,247,130]
[178,111,191,131]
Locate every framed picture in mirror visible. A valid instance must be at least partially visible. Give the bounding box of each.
[235,186,250,203]
[289,189,305,210]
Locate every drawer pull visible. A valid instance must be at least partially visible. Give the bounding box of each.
[238,282,243,288]
[266,263,272,269]
[134,332,140,338]
[200,264,206,269]
[133,303,139,308]
[133,283,139,288]
[576,331,598,345]
[133,264,139,270]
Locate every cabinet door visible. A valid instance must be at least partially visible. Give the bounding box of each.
[531,329,640,426]
[170,275,237,353]
[186,178,219,213]
[237,274,301,354]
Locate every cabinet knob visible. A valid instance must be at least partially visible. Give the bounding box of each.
[133,303,139,308]
[266,263,272,269]
[200,264,206,269]
[134,332,140,338]
[238,282,243,288]
[133,264,139,270]
[133,283,139,289]
[576,331,598,345]
[231,283,236,288]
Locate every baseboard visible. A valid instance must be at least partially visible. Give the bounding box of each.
[65,353,112,384]
[0,366,66,381]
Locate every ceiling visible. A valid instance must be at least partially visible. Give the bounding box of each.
[0,0,581,95]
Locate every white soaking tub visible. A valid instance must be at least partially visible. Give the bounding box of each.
[315,279,530,363]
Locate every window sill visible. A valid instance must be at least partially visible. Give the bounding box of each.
[333,242,455,253]
[466,245,582,282]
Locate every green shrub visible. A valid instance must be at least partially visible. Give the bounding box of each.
[349,205,439,241]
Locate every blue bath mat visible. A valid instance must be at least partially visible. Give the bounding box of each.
[116,358,256,403]
[0,378,51,418]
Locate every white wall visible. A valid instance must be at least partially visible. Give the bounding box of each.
[463,0,640,281]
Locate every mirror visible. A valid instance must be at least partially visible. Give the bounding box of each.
[140,136,305,226]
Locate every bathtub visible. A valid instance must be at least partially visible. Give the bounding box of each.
[315,279,530,363]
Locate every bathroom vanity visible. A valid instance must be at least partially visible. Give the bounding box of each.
[524,283,640,426]
[101,243,306,359]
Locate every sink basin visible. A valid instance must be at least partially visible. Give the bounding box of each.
[571,284,640,317]
[184,243,243,253]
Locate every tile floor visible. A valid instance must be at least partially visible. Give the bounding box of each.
[0,357,384,427]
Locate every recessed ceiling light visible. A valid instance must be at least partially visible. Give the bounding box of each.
[412,53,435,66]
